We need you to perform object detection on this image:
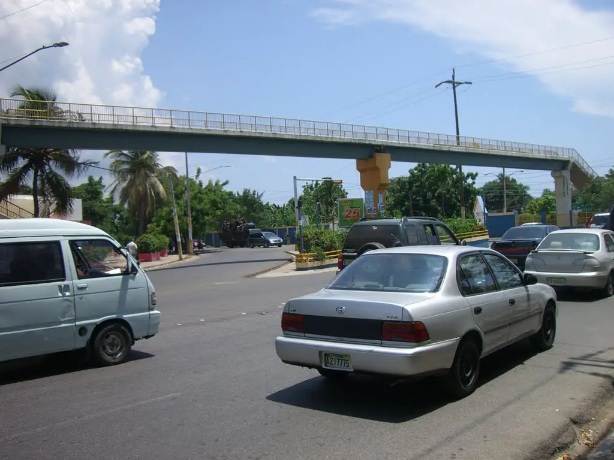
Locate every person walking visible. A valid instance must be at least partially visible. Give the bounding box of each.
[126,238,138,258]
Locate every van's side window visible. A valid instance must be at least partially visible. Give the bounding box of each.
[0,242,65,286]
[70,240,128,279]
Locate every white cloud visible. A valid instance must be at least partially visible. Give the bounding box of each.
[0,0,162,107]
[312,0,614,117]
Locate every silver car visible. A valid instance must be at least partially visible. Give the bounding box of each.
[275,246,557,399]
[524,229,614,296]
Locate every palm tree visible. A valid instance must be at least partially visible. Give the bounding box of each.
[0,86,95,217]
[105,150,177,235]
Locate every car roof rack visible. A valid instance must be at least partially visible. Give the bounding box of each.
[402,216,439,222]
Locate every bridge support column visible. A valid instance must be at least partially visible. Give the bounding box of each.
[357,152,391,219]
[551,169,572,227]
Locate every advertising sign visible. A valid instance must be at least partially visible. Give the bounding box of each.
[338,198,364,228]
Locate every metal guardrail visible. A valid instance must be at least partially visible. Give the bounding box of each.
[0,98,597,178]
[0,200,34,219]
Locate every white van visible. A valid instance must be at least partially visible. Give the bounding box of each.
[0,219,160,366]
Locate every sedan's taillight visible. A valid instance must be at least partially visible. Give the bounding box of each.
[281,312,304,334]
[381,321,429,343]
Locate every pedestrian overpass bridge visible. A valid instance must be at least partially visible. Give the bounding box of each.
[0,98,597,226]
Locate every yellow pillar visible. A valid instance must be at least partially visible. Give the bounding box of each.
[356,152,391,219]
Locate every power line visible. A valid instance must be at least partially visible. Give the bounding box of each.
[0,0,50,21]
[456,35,614,70]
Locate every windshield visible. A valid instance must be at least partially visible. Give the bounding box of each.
[539,233,600,251]
[502,226,547,240]
[328,252,447,292]
[263,232,278,238]
[592,215,608,225]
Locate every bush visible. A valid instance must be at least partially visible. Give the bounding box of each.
[302,228,347,253]
[312,246,327,262]
[442,217,484,234]
[136,232,168,252]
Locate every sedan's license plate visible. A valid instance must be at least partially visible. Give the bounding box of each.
[323,353,352,371]
[547,277,566,286]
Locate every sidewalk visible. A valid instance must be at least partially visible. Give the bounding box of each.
[138,253,197,271]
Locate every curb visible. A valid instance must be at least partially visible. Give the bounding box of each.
[141,254,197,271]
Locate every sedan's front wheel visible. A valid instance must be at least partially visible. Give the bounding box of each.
[530,303,556,351]
[445,338,480,399]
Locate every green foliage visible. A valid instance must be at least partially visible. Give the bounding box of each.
[480,173,532,213]
[386,164,478,219]
[297,180,347,227]
[136,232,168,252]
[302,228,345,253]
[576,169,614,212]
[525,189,556,214]
[441,218,483,234]
[312,246,327,262]
[518,213,542,224]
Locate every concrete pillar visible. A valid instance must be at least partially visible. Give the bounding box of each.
[551,169,572,227]
[356,152,391,219]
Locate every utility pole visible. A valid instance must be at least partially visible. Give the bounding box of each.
[436,68,472,219]
[185,152,193,255]
[167,174,183,260]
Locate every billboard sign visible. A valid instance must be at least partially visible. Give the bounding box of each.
[338,198,364,227]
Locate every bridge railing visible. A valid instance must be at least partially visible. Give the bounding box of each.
[0,98,597,177]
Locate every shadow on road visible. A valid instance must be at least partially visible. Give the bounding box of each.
[0,350,154,386]
[553,288,608,302]
[558,345,614,382]
[267,340,540,422]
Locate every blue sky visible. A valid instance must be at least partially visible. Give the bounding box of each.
[1,0,613,206]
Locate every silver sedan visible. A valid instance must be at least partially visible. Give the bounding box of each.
[275,246,557,399]
[524,228,614,296]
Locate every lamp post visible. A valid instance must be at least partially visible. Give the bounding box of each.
[184,157,230,255]
[0,42,69,73]
[484,169,524,213]
[436,68,472,219]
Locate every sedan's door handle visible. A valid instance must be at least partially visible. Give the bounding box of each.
[509,298,516,306]
[474,307,483,315]
[76,283,88,290]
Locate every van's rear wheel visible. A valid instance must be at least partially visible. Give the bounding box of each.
[91,323,132,366]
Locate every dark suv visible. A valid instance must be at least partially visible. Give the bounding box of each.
[338,217,462,270]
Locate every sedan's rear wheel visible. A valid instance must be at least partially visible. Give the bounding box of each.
[317,368,349,381]
[445,338,480,399]
[264,242,269,248]
[530,303,556,351]
[601,272,614,298]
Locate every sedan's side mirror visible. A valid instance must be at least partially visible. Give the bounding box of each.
[523,273,538,285]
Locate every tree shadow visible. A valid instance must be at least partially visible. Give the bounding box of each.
[553,288,607,302]
[558,346,614,383]
[267,340,540,423]
[0,350,154,386]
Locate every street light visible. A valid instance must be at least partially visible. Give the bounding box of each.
[0,42,69,73]
[184,155,231,255]
[484,169,525,213]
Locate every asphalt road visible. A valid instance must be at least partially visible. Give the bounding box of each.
[1,246,614,460]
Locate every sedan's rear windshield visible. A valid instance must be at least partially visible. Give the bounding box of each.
[592,215,608,225]
[328,252,447,293]
[502,226,547,240]
[539,233,600,251]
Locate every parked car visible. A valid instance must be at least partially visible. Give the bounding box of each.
[524,228,614,297]
[491,224,559,271]
[338,217,462,270]
[248,231,283,248]
[276,245,557,399]
[587,212,610,229]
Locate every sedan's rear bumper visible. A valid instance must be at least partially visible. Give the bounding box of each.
[525,270,609,289]
[275,335,459,377]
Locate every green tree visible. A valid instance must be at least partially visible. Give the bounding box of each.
[387,164,478,218]
[480,173,532,213]
[525,189,556,214]
[577,169,614,212]
[105,150,177,235]
[0,86,94,216]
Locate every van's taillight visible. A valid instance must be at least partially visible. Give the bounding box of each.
[337,254,344,270]
[281,312,304,334]
[382,321,429,343]
[150,292,157,306]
